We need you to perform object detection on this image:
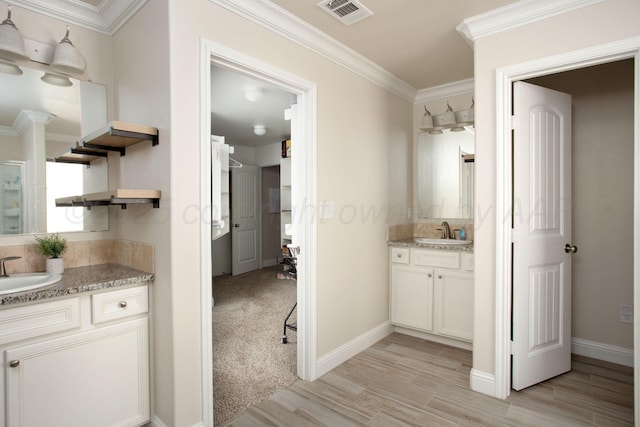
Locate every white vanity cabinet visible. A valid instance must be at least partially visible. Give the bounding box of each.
[390,247,473,344]
[0,285,150,427]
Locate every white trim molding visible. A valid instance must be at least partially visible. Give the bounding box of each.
[572,338,634,368]
[457,0,603,45]
[209,0,417,102]
[470,369,496,397]
[316,322,393,378]
[415,78,474,104]
[5,0,148,35]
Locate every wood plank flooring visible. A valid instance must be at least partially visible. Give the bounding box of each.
[222,333,634,426]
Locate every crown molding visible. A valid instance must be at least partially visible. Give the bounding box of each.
[5,0,148,35]
[456,0,603,45]
[209,0,417,102]
[415,78,474,104]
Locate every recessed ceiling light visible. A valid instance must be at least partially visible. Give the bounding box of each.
[244,87,263,102]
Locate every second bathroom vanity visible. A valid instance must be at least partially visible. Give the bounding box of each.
[388,238,473,348]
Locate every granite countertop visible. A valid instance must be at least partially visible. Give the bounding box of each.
[0,263,154,307]
[388,237,474,253]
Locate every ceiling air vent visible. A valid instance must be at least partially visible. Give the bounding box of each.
[317,0,373,26]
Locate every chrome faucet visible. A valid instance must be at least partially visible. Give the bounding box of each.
[0,256,21,278]
[438,221,452,239]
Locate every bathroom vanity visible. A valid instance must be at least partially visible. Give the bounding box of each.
[0,264,152,427]
[389,239,473,348]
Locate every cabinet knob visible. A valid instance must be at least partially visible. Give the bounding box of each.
[428,273,432,278]
[118,301,128,308]
[397,253,402,258]
[9,360,19,368]
[438,275,443,279]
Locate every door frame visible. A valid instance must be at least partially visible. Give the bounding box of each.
[494,36,640,414]
[199,40,318,425]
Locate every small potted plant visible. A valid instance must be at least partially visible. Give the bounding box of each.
[35,233,68,274]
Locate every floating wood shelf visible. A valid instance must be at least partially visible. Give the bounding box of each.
[79,121,159,156]
[55,189,161,209]
[53,144,109,166]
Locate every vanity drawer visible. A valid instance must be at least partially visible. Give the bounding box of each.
[390,247,410,264]
[413,249,460,269]
[92,285,148,324]
[0,298,80,345]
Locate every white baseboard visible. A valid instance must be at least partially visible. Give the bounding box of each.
[572,337,634,367]
[470,368,496,397]
[392,326,473,351]
[150,416,203,427]
[315,321,394,378]
[149,415,168,427]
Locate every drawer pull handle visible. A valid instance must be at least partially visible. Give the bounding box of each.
[9,360,19,368]
[118,301,128,308]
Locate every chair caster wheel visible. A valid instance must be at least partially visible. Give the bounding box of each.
[281,336,288,344]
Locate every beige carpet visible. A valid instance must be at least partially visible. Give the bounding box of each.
[212,265,297,426]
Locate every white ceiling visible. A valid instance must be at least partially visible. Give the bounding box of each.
[3,0,520,148]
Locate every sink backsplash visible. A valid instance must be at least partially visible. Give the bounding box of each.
[388,223,474,242]
[0,239,155,275]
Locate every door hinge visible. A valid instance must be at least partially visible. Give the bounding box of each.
[510,228,517,243]
[510,115,517,130]
[509,340,514,355]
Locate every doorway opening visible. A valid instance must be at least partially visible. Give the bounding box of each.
[199,40,317,427]
[510,60,634,398]
[494,39,639,422]
[210,63,299,424]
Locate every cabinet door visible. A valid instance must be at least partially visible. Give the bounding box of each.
[390,265,433,331]
[5,318,149,427]
[434,270,474,341]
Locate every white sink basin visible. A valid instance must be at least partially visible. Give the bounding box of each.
[0,272,62,296]
[415,238,472,246]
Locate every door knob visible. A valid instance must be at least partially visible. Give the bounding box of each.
[233,224,239,228]
[564,243,578,254]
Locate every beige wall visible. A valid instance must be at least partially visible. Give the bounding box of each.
[473,0,640,376]
[169,0,412,364]
[528,60,634,350]
[109,0,177,424]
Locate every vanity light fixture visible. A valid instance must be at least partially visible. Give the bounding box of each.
[419,100,475,135]
[253,125,266,136]
[41,72,72,87]
[0,6,28,63]
[0,59,22,75]
[50,26,86,75]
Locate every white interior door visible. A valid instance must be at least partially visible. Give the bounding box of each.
[231,165,260,276]
[512,81,574,390]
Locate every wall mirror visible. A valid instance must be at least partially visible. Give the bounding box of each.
[0,65,108,235]
[416,128,474,219]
